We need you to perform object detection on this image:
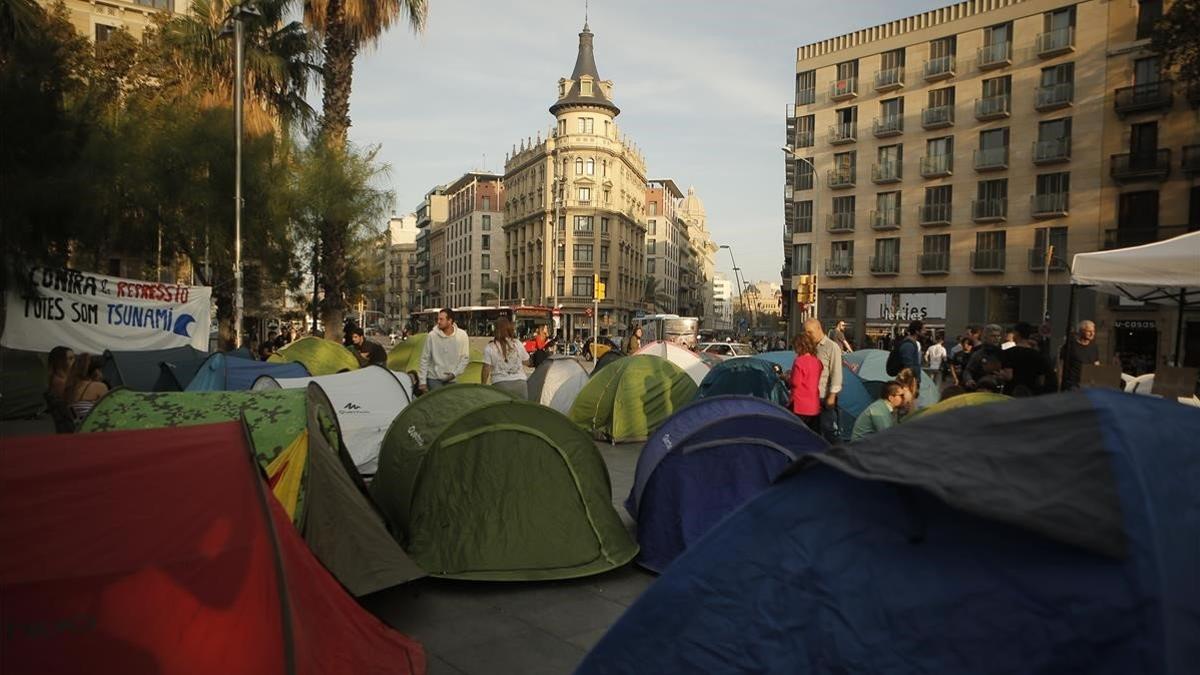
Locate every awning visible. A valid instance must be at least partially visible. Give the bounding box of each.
[1070,231,1200,307]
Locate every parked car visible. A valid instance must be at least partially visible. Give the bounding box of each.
[697,342,759,359]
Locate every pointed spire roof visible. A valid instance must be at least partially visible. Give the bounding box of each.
[550,23,620,116]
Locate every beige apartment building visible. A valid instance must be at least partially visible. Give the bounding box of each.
[645,180,687,313]
[441,173,506,308]
[678,187,719,323]
[382,214,418,328]
[784,0,1198,369]
[503,22,649,338]
[45,0,180,43]
[413,185,449,312]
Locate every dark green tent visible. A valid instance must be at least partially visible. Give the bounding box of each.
[103,346,205,392]
[372,384,637,580]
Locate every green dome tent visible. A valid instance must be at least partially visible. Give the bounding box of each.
[902,391,1011,423]
[371,384,637,581]
[570,355,698,442]
[269,336,360,376]
[385,333,485,384]
[81,388,423,595]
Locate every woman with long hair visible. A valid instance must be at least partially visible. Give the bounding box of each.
[47,345,75,400]
[790,332,823,433]
[894,367,920,417]
[65,353,109,424]
[482,317,532,399]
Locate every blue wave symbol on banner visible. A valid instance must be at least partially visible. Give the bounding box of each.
[173,314,196,338]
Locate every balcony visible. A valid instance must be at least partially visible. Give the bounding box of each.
[1036,27,1075,57]
[826,212,856,233]
[975,94,1011,120]
[1114,81,1174,117]
[921,104,955,129]
[1110,150,1171,183]
[1028,247,1068,272]
[972,198,1008,222]
[1033,138,1071,164]
[923,55,955,81]
[917,251,948,274]
[1183,145,1200,176]
[974,146,1009,171]
[825,258,854,277]
[1031,192,1069,218]
[827,169,856,189]
[871,161,903,184]
[919,203,952,226]
[1103,224,1195,249]
[970,248,1007,272]
[830,77,858,101]
[829,123,857,145]
[784,185,794,201]
[872,115,904,137]
[977,42,1012,69]
[871,208,901,230]
[1035,82,1073,111]
[920,154,953,178]
[874,67,904,91]
[869,255,900,275]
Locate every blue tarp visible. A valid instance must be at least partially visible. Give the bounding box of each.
[580,391,1200,674]
[626,396,827,573]
[697,358,790,406]
[185,353,309,391]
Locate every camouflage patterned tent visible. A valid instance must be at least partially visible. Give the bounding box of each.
[269,337,360,376]
[81,388,422,595]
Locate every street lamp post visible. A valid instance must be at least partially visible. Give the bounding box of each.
[492,268,504,309]
[719,245,744,334]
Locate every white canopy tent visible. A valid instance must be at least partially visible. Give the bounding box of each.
[253,365,413,476]
[1071,231,1200,363]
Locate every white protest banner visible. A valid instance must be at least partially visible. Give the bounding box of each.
[2,268,211,353]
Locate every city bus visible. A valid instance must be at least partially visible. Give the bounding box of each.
[632,314,700,349]
[408,305,554,338]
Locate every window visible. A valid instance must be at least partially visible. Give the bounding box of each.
[930,36,956,60]
[647,219,656,236]
[600,245,609,264]
[833,151,856,176]
[1036,172,1070,196]
[648,258,656,273]
[925,185,953,207]
[929,86,955,108]
[95,24,117,43]
[878,144,902,167]
[572,275,593,297]
[481,254,491,269]
[574,244,594,262]
[586,158,594,175]
[874,237,900,259]
[602,160,608,177]
[574,215,594,232]
[577,117,594,134]
[833,196,855,214]
[796,200,813,233]
[927,136,954,158]
[575,158,584,175]
[877,191,901,213]
[793,243,812,275]
[1119,191,1159,229]
[796,70,816,105]
[648,202,657,216]
[831,241,854,267]
[1038,117,1072,147]
[600,217,609,235]
[1039,63,1074,108]
[1035,226,1068,256]
[976,230,1006,252]
[880,48,905,71]
[557,276,565,296]
[581,80,593,96]
[796,114,815,147]
[924,234,950,254]
[984,21,1012,48]
[978,179,1008,201]
[482,196,491,210]
[557,244,565,262]
[1137,0,1162,40]
[835,106,857,128]
[577,187,591,202]
[1131,121,1158,155]
[836,59,858,82]
[796,157,815,190]
[647,240,656,255]
[481,234,491,249]
[980,127,1009,151]
[1134,56,1160,85]
[982,75,1011,99]
[880,97,903,120]
[481,215,491,230]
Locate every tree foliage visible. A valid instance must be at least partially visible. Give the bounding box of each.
[1151,0,1200,89]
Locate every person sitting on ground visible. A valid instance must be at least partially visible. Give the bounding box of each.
[65,354,109,424]
[851,381,905,441]
[350,326,387,367]
[47,345,75,401]
[482,317,531,399]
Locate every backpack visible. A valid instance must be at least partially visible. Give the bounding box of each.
[885,344,905,376]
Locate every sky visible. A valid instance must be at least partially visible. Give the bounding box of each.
[345,0,947,288]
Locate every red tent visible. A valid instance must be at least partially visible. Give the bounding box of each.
[0,422,425,675]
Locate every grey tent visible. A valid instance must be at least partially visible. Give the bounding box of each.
[527,357,590,414]
[103,346,205,391]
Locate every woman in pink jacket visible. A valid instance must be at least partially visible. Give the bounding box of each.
[790,332,823,434]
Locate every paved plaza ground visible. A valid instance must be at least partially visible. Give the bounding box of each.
[360,441,653,675]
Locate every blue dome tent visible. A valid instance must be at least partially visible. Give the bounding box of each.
[626,396,827,572]
[696,358,790,406]
[185,353,309,391]
[581,391,1200,674]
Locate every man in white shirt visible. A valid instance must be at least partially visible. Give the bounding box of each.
[924,334,948,386]
[418,308,470,393]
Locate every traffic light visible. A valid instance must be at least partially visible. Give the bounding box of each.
[795,275,815,305]
[594,274,606,301]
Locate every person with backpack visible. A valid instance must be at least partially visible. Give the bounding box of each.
[886,320,924,377]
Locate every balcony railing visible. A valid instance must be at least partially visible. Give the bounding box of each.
[825,258,854,277]
[970,248,1006,272]
[871,161,902,184]
[874,67,904,91]
[796,87,816,106]
[920,154,953,177]
[923,55,955,80]
[1182,145,1200,176]
[1036,27,1075,57]
[1110,149,1171,183]
[831,77,858,101]
[827,212,856,233]
[1114,81,1174,116]
[869,255,900,275]
[1028,247,1068,271]
[972,198,1008,222]
[974,146,1009,171]
[921,104,955,129]
[784,185,794,201]
[829,123,857,144]
[871,208,901,230]
[1033,138,1071,164]
[1031,193,1069,217]
[977,42,1012,69]
[827,169,856,189]
[872,115,904,137]
[975,94,1011,120]
[1103,225,1195,249]
[919,251,950,274]
[919,202,952,226]
[1035,82,1074,110]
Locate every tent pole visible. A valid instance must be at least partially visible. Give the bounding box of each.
[1175,288,1185,366]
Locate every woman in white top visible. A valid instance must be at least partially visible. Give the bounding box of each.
[482,317,532,399]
